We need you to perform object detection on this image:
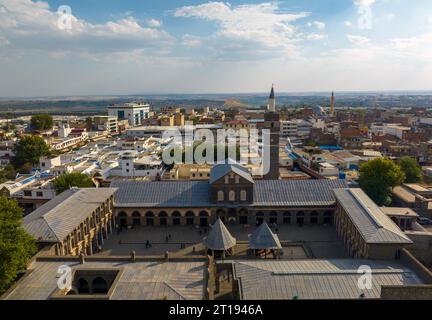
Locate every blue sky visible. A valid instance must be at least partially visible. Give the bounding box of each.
[0,0,432,97]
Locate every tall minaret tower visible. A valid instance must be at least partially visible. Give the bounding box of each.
[330,91,335,116]
[267,84,276,112]
[263,84,280,180]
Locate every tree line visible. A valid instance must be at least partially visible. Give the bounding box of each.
[359,156,423,206]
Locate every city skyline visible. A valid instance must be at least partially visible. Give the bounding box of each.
[1,0,432,97]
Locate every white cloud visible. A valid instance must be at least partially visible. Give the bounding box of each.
[386,13,396,22]
[181,34,202,47]
[347,34,371,46]
[147,18,163,28]
[174,1,309,56]
[0,0,174,57]
[353,0,376,7]
[428,16,432,24]
[308,21,326,30]
[344,21,352,27]
[306,33,327,41]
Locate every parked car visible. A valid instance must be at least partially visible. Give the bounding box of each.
[418,217,432,225]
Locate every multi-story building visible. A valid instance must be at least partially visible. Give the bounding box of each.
[108,102,150,127]
[174,113,185,126]
[93,116,118,134]
[280,120,298,137]
[109,151,164,179]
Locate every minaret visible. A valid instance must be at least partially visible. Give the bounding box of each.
[267,84,276,112]
[330,91,335,116]
[263,84,280,180]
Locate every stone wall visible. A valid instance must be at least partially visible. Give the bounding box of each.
[381,285,432,300]
[405,231,432,266]
[400,248,432,284]
[381,249,432,299]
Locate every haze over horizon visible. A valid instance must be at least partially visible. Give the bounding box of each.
[1,0,432,97]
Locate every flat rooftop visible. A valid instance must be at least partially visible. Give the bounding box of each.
[229,259,424,300]
[3,259,206,300]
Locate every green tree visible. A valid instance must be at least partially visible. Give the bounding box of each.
[0,196,37,293]
[53,172,94,194]
[0,164,17,183]
[398,156,423,183]
[30,114,53,131]
[12,136,51,169]
[359,158,405,206]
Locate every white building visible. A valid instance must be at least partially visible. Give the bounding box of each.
[108,102,150,127]
[58,123,72,138]
[109,151,164,179]
[383,124,411,139]
[318,162,340,177]
[39,156,62,171]
[297,120,313,139]
[371,123,411,139]
[93,116,118,134]
[280,120,298,137]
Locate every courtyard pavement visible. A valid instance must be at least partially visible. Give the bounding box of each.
[97,224,348,259]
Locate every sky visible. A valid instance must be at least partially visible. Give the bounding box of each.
[1,0,432,97]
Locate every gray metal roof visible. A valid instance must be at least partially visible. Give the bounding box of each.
[253,179,347,207]
[249,222,282,250]
[333,188,412,244]
[23,188,117,243]
[230,259,423,300]
[2,260,205,300]
[112,179,348,208]
[203,218,236,250]
[111,180,211,208]
[209,164,254,184]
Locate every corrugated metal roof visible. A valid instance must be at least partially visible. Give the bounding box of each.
[334,188,412,244]
[112,179,348,208]
[23,188,117,242]
[249,222,282,249]
[3,260,205,300]
[231,259,423,300]
[203,218,236,250]
[209,164,254,184]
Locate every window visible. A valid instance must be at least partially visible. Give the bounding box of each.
[229,190,235,201]
[24,190,32,197]
[126,169,129,173]
[217,190,224,201]
[235,176,240,184]
[240,190,247,201]
[36,191,43,197]
[224,176,229,184]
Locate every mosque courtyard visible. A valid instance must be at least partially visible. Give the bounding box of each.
[97,224,348,259]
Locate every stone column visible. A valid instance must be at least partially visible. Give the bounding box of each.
[104,224,109,240]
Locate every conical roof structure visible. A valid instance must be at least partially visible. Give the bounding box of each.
[203,218,236,251]
[249,222,282,250]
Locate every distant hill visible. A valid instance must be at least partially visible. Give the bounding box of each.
[223,99,249,109]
